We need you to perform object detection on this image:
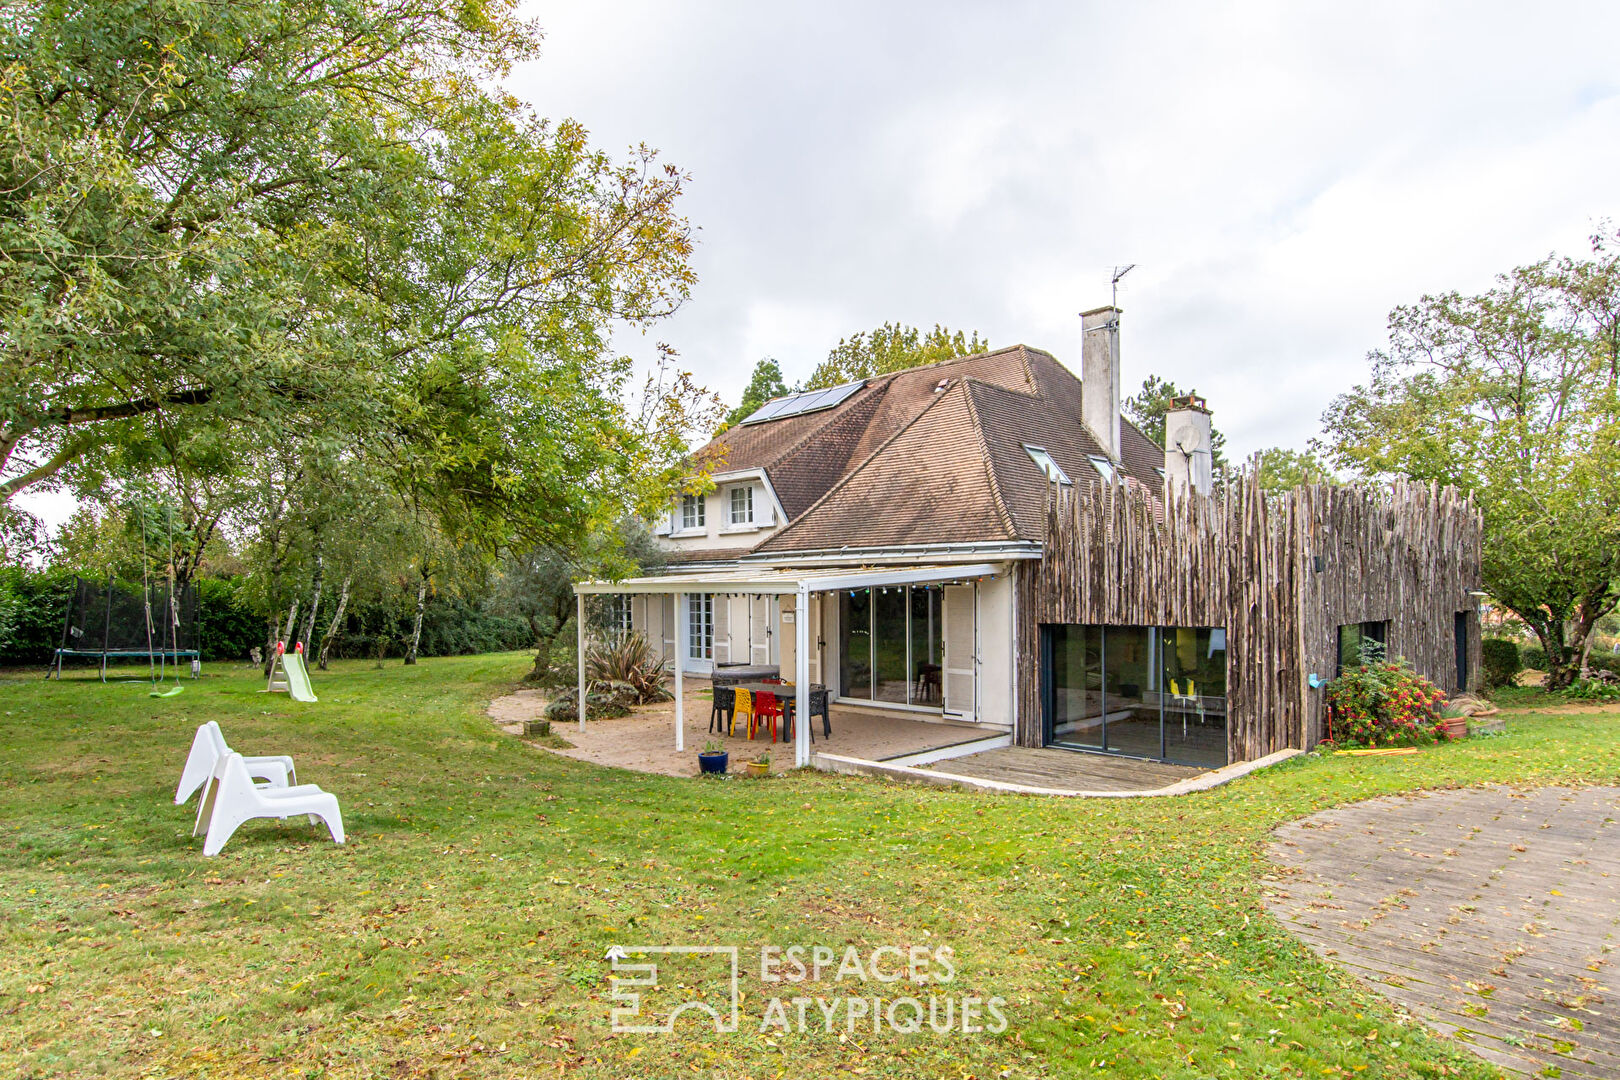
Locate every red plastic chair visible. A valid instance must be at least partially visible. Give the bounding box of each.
[752,691,781,742]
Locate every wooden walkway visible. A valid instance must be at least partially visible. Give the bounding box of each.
[923,746,1204,792]
[1265,786,1620,1079]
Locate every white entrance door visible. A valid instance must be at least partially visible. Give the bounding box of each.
[942,584,978,721]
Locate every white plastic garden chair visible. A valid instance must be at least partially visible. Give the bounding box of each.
[175,721,296,805]
[193,752,344,857]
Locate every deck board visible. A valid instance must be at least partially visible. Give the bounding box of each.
[922,746,1204,791]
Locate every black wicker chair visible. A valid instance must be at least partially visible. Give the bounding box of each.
[709,685,735,736]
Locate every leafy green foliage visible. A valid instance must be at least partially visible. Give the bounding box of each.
[1255,447,1337,492]
[803,323,988,390]
[1481,637,1523,689]
[584,632,672,705]
[1324,656,1447,747]
[721,359,791,429]
[1320,235,1620,690]
[1564,677,1620,702]
[1123,375,1228,463]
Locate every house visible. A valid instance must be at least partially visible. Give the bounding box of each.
[575,308,1483,771]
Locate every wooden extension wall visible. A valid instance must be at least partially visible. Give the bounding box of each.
[1014,475,1482,761]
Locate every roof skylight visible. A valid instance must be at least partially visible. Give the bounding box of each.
[1024,445,1071,485]
[739,381,864,425]
[1086,455,1116,482]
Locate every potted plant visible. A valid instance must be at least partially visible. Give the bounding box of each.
[698,740,729,775]
[745,751,771,778]
[1439,703,1470,740]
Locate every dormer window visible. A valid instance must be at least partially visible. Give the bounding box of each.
[1086,455,1115,483]
[729,485,754,525]
[1024,445,1071,485]
[680,493,705,530]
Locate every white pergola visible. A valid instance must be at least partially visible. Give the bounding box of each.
[573,563,1001,767]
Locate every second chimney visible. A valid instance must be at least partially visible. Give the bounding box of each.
[1080,305,1122,461]
[1164,394,1214,497]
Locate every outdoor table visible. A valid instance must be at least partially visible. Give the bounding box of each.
[734,682,824,743]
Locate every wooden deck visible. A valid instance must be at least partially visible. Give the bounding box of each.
[1265,786,1620,1079]
[922,746,1205,792]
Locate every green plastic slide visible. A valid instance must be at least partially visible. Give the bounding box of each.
[281,650,318,702]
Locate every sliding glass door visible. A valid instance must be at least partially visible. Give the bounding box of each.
[1043,623,1228,767]
[838,586,944,709]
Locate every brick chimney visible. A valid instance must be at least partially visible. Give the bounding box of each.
[1080,306,1122,461]
[1164,393,1213,497]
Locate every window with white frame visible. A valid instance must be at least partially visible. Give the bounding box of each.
[680,493,705,530]
[1086,455,1116,483]
[687,594,713,660]
[606,595,633,637]
[729,485,754,525]
[1024,445,1071,485]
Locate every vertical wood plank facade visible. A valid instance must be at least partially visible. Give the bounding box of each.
[1014,475,1482,761]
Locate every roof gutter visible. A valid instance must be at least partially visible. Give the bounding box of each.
[738,540,1042,567]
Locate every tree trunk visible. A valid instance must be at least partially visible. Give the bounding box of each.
[280,599,300,653]
[299,550,324,650]
[404,577,428,665]
[318,575,352,671]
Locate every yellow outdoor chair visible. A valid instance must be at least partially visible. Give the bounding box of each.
[733,688,753,738]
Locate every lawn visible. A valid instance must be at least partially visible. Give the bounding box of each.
[2,655,1617,1079]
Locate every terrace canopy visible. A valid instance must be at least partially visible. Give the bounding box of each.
[573,563,1001,767]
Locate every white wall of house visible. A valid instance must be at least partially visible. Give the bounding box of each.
[658,471,787,555]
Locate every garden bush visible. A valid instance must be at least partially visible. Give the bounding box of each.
[584,632,671,704]
[1522,645,1547,670]
[1564,676,1620,702]
[1324,656,1447,748]
[1480,637,1522,689]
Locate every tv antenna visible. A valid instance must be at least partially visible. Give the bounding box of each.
[1111,264,1136,307]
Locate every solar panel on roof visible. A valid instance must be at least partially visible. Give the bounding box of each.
[738,380,863,425]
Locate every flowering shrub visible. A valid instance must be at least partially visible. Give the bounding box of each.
[1324,657,1447,748]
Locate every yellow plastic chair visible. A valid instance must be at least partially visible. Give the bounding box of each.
[733,688,753,739]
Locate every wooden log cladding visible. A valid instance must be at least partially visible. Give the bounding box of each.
[1014,475,1482,761]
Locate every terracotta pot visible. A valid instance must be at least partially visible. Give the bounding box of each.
[1442,717,1469,740]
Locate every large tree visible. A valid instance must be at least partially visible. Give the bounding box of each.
[720,358,790,430]
[1321,234,1620,689]
[0,0,699,563]
[803,323,988,390]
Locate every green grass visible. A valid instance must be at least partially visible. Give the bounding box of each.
[2,654,1618,1078]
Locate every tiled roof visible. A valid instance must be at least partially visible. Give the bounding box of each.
[686,344,1167,555]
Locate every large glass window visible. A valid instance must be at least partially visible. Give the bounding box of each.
[1043,624,1228,767]
[910,586,942,705]
[839,590,872,699]
[1337,620,1388,674]
[838,586,945,709]
[1163,627,1227,766]
[729,485,753,525]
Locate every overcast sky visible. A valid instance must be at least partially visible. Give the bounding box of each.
[14,2,1620,534]
[511,0,1620,456]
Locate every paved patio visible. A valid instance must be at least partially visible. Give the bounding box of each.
[1264,786,1620,1079]
[492,678,991,778]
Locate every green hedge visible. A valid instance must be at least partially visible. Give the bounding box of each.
[1480,638,1521,689]
[0,569,533,667]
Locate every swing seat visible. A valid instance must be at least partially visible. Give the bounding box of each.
[176,722,296,804]
[150,684,184,698]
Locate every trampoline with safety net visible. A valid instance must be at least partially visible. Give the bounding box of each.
[48,575,199,681]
